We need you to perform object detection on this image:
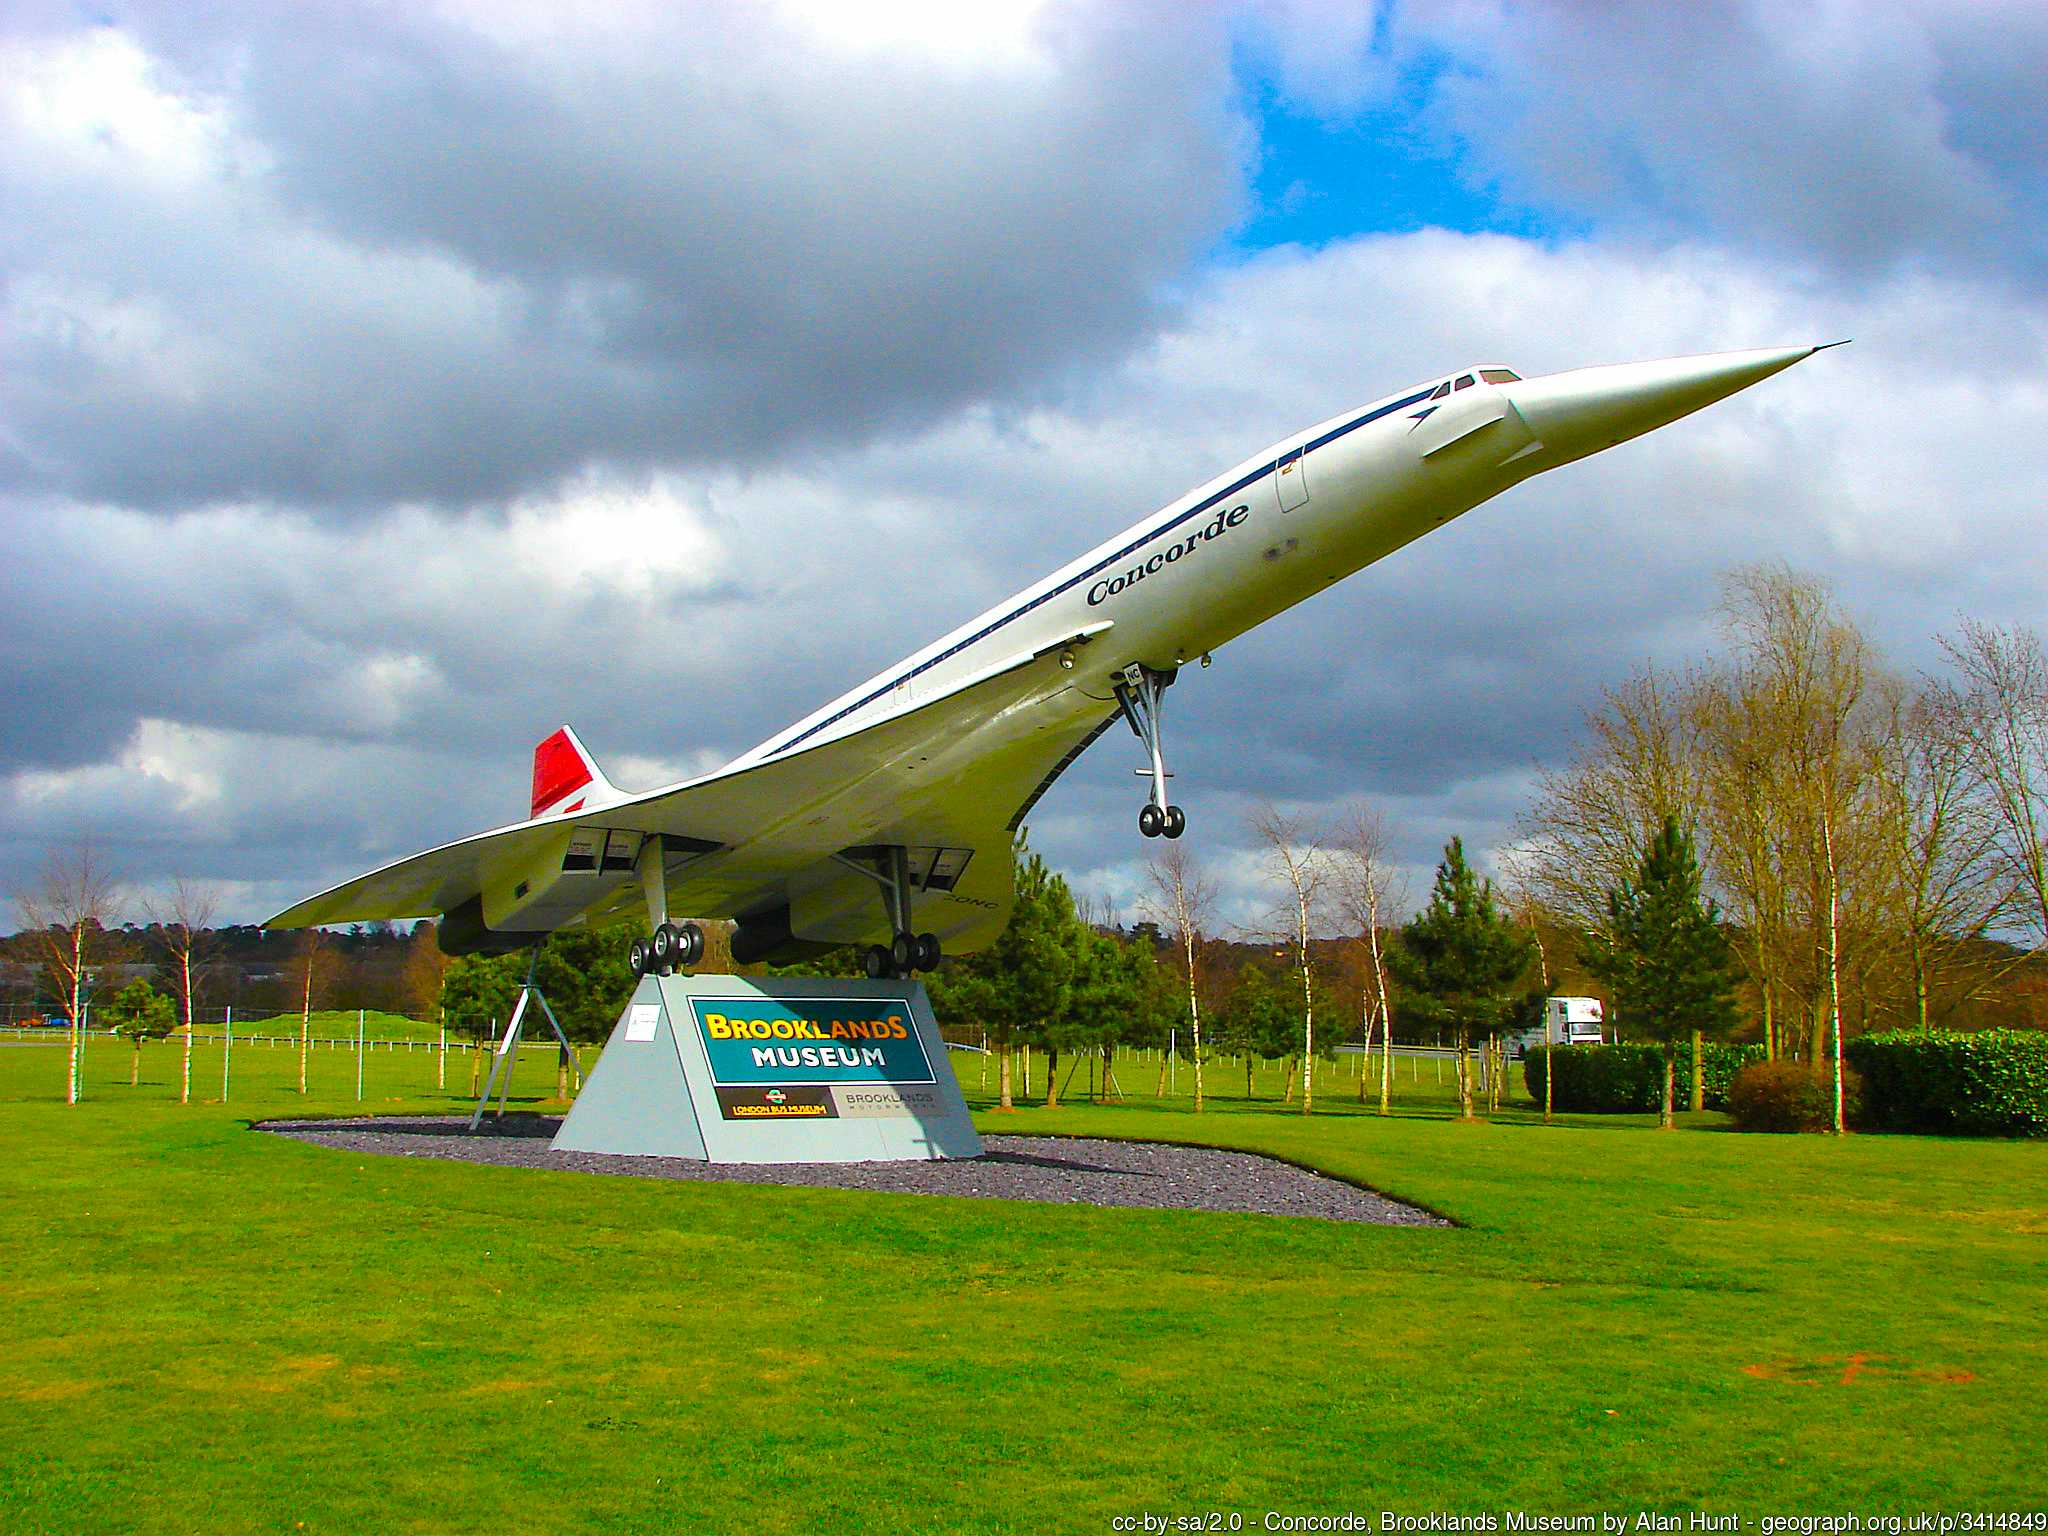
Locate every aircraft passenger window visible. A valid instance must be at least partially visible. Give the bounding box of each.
[1454,374,1475,390]
[1479,369,1520,384]
[1429,381,1452,400]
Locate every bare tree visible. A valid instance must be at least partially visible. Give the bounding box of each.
[1250,802,1327,1114]
[1694,669,1797,1060]
[1142,842,1215,1112]
[1693,566,1892,1079]
[1717,565,1884,1126]
[1330,805,1402,1117]
[145,878,221,1106]
[1518,667,1709,929]
[397,921,451,1022]
[294,929,339,1094]
[1871,678,2012,1030]
[16,842,122,1105]
[1939,619,2048,953]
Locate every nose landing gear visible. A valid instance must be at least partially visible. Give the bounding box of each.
[1138,803,1186,839]
[1117,664,1186,839]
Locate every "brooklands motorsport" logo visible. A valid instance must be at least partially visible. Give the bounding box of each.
[1086,503,1250,607]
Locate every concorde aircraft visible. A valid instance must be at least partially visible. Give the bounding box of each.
[268,345,1832,979]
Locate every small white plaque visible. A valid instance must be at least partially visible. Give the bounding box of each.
[625,1004,660,1042]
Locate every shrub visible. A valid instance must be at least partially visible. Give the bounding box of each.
[99,980,177,1039]
[1844,1029,2048,1138]
[1727,1059,1863,1133]
[1523,1041,1764,1113]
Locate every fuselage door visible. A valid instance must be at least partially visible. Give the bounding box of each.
[1274,446,1309,512]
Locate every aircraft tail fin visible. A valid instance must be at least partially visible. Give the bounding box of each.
[530,725,618,818]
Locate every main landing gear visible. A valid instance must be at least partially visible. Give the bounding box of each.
[836,845,942,980]
[627,834,709,979]
[1115,663,1185,840]
[629,920,705,979]
[862,930,941,981]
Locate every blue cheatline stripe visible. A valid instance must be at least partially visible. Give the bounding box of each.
[765,384,1440,758]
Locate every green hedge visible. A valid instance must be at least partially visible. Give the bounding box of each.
[1727,1059,1863,1133]
[1843,1029,2048,1138]
[1522,1041,1765,1113]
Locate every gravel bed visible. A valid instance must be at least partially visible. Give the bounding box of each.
[261,1115,1447,1226]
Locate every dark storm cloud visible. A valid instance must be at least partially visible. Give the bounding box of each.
[1,2,1242,512]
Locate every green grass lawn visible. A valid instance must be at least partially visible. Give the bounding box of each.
[0,1038,2040,1534]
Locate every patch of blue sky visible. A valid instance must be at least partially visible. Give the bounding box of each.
[1223,42,1588,258]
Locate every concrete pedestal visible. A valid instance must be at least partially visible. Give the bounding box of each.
[553,974,981,1163]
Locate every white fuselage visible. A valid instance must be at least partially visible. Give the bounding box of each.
[731,345,1823,778]
[262,345,1822,956]
[734,369,1536,771]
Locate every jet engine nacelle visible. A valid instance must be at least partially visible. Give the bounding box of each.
[436,895,535,957]
[730,904,841,966]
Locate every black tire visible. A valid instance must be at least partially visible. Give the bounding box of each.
[863,944,891,980]
[890,931,915,974]
[914,932,940,971]
[628,937,650,977]
[1138,804,1164,838]
[678,921,704,967]
[1163,805,1186,839]
[650,923,677,967]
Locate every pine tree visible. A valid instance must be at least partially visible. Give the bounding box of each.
[101,980,176,1087]
[1584,814,1742,1129]
[928,836,1075,1109]
[1043,926,1111,1107]
[1389,837,1534,1120]
[1061,929,1160,1103]
[1212,964,1302,1102]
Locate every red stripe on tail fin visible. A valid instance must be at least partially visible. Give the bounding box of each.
[531,727,595,818]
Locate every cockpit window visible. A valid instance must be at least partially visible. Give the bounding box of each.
[1454,374,1475,391]
[1479,368,1521,384]
[1429,381,1452,400]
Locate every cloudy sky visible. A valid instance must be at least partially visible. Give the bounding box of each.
[5,0,2046,932]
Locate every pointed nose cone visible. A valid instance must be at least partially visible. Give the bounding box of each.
[1502,345,1824,470]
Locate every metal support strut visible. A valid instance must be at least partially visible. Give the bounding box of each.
[1114,663,1185,839]
[833,847,941,979]
[469,946,580,1130]
[628,834,704,979]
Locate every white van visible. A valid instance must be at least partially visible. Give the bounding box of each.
[1511,996,1605,1056]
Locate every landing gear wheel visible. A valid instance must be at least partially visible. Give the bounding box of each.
[650,922,678,969]
[914,932,941,971]
[890,931,915,975]
[628,936,650,978]
[1138,803,1165,838]
[1163,805,1186,839]
[863,944,891,980]
[676,921,704,967]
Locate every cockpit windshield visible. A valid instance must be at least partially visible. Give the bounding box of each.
[1433,368,1522,399]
